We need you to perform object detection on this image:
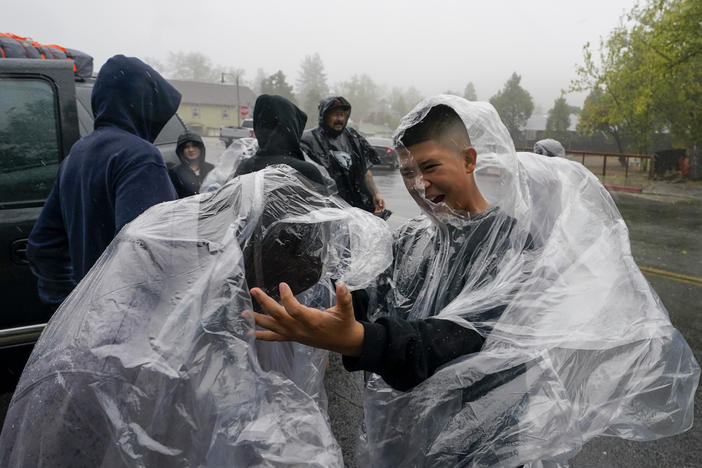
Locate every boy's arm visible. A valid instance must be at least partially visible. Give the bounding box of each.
[251,283,484,391]
[342,317,483,391]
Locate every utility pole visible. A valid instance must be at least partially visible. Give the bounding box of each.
[220,72,241,126]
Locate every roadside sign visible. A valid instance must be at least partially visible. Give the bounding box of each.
[240,105,249,117]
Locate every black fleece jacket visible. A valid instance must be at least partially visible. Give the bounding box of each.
[300,96,380,211]
[345,315,485,391]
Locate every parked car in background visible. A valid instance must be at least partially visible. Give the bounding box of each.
[220,118,254,147]
[367,137,399,169]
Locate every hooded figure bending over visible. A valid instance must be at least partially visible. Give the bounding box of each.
[251,96,699,467]
[0,165,393,467]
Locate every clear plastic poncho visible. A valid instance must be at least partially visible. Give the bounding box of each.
[0,165,393,467]
[201,137,258,192]
[533,138,566,158]
[362,96,699,467]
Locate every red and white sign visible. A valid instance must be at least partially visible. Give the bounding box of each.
[240,105,249,117]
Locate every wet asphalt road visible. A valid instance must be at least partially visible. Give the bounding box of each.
[2,143,700,467]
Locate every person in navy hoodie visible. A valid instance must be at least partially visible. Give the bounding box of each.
[27,55,181,308]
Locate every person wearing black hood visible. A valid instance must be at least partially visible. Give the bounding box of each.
[169,131,215,198]
[300,96,386,213]
[27,55,181,307]
[234,94,325,184]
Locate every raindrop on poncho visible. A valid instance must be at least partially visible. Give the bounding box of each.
[0,165,393,467]
[361,96,699,467]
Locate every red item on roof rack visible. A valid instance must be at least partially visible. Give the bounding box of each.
[0,33,93,78]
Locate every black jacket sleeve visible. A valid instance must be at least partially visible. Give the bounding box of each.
[342,316,485,392]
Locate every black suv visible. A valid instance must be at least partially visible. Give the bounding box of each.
[0,59,185,383]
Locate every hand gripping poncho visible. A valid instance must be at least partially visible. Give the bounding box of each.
[361,96,699,467]
[0,166,393,467]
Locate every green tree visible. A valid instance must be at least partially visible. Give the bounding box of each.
[572,0,702,162]
[387,86,424,129]
[489,72,534,144]
[335,74,380,125]
[296,53,329,128]
[261,70,296,103]
[577,87,629,153]
[634,0,702,154]
[166,51,218,82]
[152,52,245,85]
[545,96,578,144]
[252,68,267,94]
[463,82,477,101]
[144,56,166,75]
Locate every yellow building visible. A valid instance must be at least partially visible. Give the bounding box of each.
[169,79,256,137]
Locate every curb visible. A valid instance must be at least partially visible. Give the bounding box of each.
[604,184,643,193]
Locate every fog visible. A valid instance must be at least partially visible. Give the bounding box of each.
[6,0,637,108]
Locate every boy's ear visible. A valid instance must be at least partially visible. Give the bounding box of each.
[461,146,477,173]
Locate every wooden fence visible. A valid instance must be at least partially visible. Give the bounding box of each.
[516,147,653,179]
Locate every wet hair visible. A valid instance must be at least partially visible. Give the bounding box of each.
[397,104,471,153]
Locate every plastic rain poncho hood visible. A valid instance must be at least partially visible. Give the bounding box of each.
[361,95,699,467]
[0,166,393,467]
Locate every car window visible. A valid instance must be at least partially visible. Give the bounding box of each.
[0,77,60,204]
[242,119,254,129]
[154,115,186,145]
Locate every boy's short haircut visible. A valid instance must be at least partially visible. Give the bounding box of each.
[397,104,472,153]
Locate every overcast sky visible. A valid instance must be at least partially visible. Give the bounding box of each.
[6,0,637,111]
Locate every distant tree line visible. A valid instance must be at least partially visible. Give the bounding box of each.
[147,50,542,137]
[156,30,702,156]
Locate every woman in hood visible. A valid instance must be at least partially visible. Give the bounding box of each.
[169,131,215,198]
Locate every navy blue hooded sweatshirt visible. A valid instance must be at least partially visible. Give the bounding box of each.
[27,55,181,305]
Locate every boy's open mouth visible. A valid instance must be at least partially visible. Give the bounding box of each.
[430,195,445,204]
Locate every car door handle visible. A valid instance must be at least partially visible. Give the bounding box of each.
[11,239,30,265]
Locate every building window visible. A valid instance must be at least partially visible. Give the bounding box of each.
[192,105,200,118]
[222,107,230,119]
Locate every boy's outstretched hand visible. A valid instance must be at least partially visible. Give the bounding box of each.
[250,282,364,357]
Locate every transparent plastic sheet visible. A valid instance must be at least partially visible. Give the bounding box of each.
[361,96,699,467]
[201,137,335,195]
[0,165,393,467]
[201,137,258,192]
[533,138,566,158]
